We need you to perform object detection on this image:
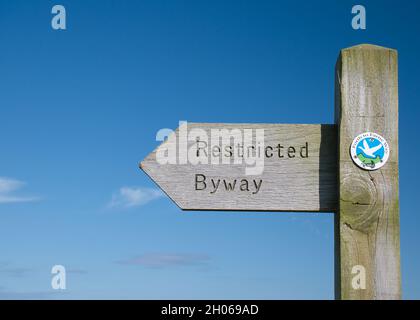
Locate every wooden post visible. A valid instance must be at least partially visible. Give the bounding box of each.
[335,44,401,299]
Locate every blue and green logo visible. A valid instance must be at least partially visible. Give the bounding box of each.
[350,132,390,170]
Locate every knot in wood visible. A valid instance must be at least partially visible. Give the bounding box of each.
[340,174,379,232]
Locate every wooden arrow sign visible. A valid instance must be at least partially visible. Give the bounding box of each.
[140,123,337,212]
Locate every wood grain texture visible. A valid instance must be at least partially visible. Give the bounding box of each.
[141,123,337,211]
[335,44,401,299]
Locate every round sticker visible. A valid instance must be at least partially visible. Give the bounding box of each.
[350,132,390,170]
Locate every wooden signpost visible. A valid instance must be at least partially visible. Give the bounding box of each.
[140,44,401,300]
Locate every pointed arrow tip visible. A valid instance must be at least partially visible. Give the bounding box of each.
[138,159,187,211]
[139,160,145,170]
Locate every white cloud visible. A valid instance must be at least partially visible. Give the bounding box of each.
[108,187,163,208]
[0,177,40,204]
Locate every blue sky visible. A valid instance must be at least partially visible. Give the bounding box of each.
[0,0,419,299]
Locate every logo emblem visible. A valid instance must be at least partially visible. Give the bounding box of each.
[350,132,390,170]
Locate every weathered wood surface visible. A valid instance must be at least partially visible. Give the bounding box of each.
[335,44,401,299]
[141,123,337,211]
